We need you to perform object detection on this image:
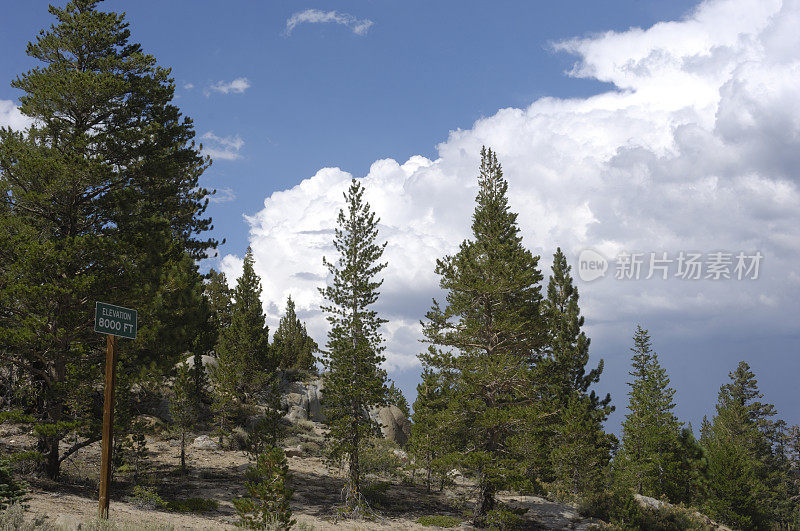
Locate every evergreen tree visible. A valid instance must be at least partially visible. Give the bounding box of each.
[319,179,389,511]
[703,361,796,528]
[409,359,457,492]
[550,394,612,498]
[540,248,613,497]
[422,147,544,524]
[386,381,410,419]
[171,362,199,470]
[0,462,27,510]
[541,248,609,410]
[616,326,686,501]
[0,0,215,478]
[205,268,233,334]
[212,247,273,404]
[272,296,318,373]
[234,447,295,530]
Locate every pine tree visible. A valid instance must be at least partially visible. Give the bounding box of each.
[0,461,27,510]
[703,361,796,528]
[272,296,318,373]
[409,359,457,492]
[205,268,233,333]
[616,326,685,501]
[422,147,544,524]
[171,362,199,470]
[0,0,215,478]
[550,394,613,498]
[234,447,295,530]
[540,248,613,497]
[319,179,389,511]
[386,381,410,419]
[212,247,273,404]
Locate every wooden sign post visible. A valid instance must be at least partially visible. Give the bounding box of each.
[94,302,137,519]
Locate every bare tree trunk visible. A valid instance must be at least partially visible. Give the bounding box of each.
[180,431,186,470]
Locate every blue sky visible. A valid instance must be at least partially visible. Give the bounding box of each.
[1,0,696,255]
[2,0,799,435]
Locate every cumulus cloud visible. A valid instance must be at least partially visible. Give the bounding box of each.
[0,100,33,131]
[207,77,251,95]
[201,132,244,161]
[223,0,800,373]
[283,9,373,36]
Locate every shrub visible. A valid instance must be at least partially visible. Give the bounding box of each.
[5,451,42,475]
[234,447,294,529]
[360,438,404,479]
[0,503,54,530]
[0,461,27,510]
[76,518,174,530]
[299,441,322,457]
[578,490,710,530]
[128,485,167,510]
[361,481,391,506]
[578,489,641,524]
[483,506,526,530]
[166,497,219,513]
[231,427,250,451]
[416,515,462,527]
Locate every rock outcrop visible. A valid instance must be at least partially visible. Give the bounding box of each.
[368,405,412,446]
[279,376,325,423]
[278,376,412,446]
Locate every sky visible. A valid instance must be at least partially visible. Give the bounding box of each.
[1,0,799,435]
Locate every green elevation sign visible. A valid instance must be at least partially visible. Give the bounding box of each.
[94,302,137,340]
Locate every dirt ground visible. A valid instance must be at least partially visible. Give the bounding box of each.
[2,424,597,530]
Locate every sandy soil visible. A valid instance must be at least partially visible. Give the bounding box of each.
[2,424,598,530]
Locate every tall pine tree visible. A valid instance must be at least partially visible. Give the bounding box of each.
[319,179,389,511]
[0,0,215,478]
[540,248,613,497]
[423,147,544,524]
[616,326,685,500]
[211,247,273,404]
[703,361,796,529]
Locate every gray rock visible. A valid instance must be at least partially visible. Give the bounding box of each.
[191,435,218,450]
[368,405,412,446]
[285,405,308,422]
[283,445,303,458]
[174,353,218,371]
[279,376,325,423]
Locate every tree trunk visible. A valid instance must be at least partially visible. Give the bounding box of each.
[474,475,495,525]
[348,416,360,508]
[37,372,65,480]
[37,433,61,479]
[180,431,186,470]
[425,453,432,493]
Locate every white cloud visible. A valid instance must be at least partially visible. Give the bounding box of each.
[284,9,373,36]
[0,100,33,131]
[224,0,800,373]
[207,77,251,95]
[201,132,244,161]
[183,82,194,90]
